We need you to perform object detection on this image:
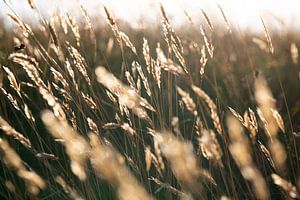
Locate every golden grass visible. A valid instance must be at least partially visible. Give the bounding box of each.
[0,1,299,200]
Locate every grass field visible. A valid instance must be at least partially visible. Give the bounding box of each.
[0,1,299,199]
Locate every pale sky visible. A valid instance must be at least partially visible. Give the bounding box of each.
[1,0,300,31]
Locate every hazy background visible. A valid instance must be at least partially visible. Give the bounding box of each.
[0,0,299,31]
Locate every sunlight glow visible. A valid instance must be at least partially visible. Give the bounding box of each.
[1,0,299,30]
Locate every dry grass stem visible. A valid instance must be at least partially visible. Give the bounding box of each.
[200,25,214,58]
[2,66,21,96]
[95,66,155,123]
[134,61,151,96]
[227,115,269,200]
[41,110,89,180]
[66,13,80,46]
[160,4,188,74]
[201,9,214,31]
[199,45,208,76]
[0,116,32,148]
[0,138,45,197]
[261,18,274,55]
[143,38,152,73]
[255,76,286,169]
[89,133,152,200]
[217,4,232,33]
[155,131,204,196]
[192,85,222,135]
[198,129,222,164]
[272,174,299,198]
[176,87,197,116]
[9,53,66,120]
